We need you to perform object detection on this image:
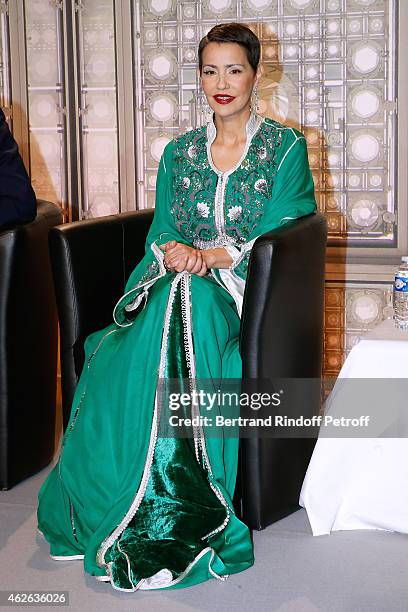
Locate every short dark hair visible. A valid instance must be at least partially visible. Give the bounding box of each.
[198,23,261,74]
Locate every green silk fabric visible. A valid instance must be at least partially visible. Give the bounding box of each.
[37,113,316,591]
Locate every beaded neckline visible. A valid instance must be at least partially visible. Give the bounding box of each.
[205,111,264,177]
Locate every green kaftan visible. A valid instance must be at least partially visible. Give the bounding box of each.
[37,112,317,592]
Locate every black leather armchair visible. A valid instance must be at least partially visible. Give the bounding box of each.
[49,210,327,529]
[0,200,63,490]
[238,214,327,528]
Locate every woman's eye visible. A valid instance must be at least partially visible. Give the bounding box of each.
[202,69,241,75]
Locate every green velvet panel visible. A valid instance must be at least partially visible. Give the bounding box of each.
[104,279,227,588]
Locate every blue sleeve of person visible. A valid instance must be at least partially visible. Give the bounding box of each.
[0,107,37,228]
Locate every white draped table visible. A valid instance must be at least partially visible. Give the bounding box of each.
[300,318,408,536]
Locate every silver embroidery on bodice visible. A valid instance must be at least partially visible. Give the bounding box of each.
[192,112,264,250]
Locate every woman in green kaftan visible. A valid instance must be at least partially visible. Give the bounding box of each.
[37,23,317,592]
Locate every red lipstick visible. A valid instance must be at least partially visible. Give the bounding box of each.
[213,95,236,105]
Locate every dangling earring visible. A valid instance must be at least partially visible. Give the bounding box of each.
[250,83,259,114]
[199,82,213,123]
[203,97,213,122]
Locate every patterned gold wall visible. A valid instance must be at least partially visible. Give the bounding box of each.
[324,283,393,374]
[135,0,397,247]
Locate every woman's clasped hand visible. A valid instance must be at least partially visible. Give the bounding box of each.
[160,240,209,276]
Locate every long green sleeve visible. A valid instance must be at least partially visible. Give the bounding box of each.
[228,128,317,282]
[113,141,188,326]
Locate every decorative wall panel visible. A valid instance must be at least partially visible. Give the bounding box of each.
[133,0,397,248]
[24,0,67,210]
[324,282,393,375]
[75,0,120,218]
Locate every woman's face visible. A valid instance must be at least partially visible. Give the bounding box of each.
[198,41,261,119]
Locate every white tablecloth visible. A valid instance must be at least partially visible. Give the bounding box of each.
[299,318,408,536]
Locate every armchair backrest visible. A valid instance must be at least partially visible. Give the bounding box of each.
[49,210,327,433]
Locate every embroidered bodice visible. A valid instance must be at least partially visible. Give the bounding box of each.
[171,113,285,250]
[114,112,316,325]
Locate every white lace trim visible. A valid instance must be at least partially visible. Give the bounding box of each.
[222,238,257,272]
[96,546,228,592]
[206,112,264,245]
[222,244,240,269]
[206,111,263,179]
[112,238,167,328]
[192,235,239,250]
[180,272,201,462]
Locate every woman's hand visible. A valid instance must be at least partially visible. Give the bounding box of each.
[159,241,208,276]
